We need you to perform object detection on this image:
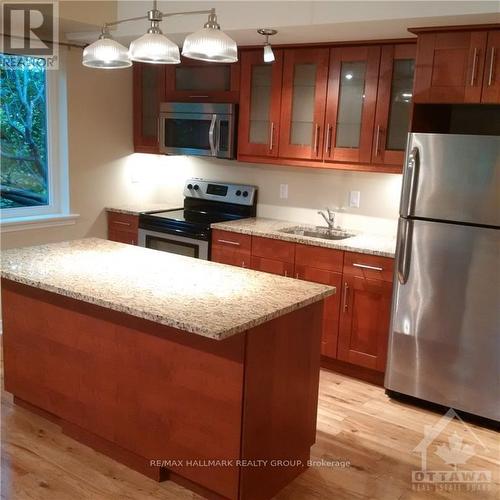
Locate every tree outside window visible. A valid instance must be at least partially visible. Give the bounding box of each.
[0,54,49,209]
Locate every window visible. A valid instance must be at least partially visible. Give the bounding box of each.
[0,53,73,228]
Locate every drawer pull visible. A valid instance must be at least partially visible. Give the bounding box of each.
[217,239,240,246]
[353,263,383,272]
[112,221,132,226]
[470,47,478,86]
[488,47,496,86]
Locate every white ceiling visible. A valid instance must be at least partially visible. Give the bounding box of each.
[65,1,500,45]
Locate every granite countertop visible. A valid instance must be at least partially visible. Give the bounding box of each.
[105,203,181,215]
[211,218,397,258]
[1,238,334,340]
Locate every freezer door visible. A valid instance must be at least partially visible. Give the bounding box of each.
[386,218,500,421]
[400,133,500,227]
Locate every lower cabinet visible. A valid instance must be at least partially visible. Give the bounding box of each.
[107,212,138,245]
[211,230,394,378]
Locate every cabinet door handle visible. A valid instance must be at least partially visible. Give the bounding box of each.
[470,47,479,86]
[217,239,240,246]
[343,282,349,312]
[374,124,382,157]
[488,47,496,86]
[313,124,320,155]
[353,263,383,271]
[284,269,288,277]
[112,221,132,227]
[295,272,299,279]
[242,261,246,268]
[189,95,209,98]
[269,122,275,151]
[324,123,332,154]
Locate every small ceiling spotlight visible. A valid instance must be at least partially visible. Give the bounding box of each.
[257,28,278,63]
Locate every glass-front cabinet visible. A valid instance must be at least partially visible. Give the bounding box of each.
[133,63,164,153]
[324,46,381,164]
[372,44,416,165]
[238,49,283,158]
[278,48,329,160]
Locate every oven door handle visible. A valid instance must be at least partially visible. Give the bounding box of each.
[209,114,217,156]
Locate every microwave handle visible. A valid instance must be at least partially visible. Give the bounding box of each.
[209,114,217,156]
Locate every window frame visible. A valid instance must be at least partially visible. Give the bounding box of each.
[1,54,73,227]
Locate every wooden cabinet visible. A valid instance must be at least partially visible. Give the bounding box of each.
[278,48,330,160]
[250,236,295,276]
[413,30,488,103]
[324,46,380,163]
[133,63,164,153]
[238,50,283,158]
[337,253,393,372]
[482,30,500,103]
[107,212,138,245]
[211,230,251,268]
[164,58,240,103]
[372,44,416,166]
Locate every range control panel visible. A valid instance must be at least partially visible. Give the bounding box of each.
[183,179,257,206]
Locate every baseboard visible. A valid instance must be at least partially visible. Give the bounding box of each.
[321,356,385,386]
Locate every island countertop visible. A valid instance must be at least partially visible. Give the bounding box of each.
[1,238,334,340]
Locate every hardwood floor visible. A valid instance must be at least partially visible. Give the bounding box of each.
[1,345,498,499]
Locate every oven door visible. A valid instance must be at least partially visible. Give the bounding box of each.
[138,229,209,260]
[159,112,234,159]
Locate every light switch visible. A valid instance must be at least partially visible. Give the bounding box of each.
[280,184,288,199]
[349,190,360,208]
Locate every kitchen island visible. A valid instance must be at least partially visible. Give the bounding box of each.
[1,239,334,500]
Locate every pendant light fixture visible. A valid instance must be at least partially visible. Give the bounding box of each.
[257,28,277,63]
[129,7,180,64]
[82,26,131,69]
[182,9,237,63]
[82,2,237,69]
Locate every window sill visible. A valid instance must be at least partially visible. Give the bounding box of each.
[0,213,80,233]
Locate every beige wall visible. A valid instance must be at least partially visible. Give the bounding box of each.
[1,46,402,251]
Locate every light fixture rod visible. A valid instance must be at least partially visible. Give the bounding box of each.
[103,9,214,28]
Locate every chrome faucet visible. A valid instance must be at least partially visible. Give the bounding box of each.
[318,208,336,230]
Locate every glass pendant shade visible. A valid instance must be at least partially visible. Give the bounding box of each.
[129,33,180,64]
[263,44,275,63]
[82,37,131,69]
[182,28,237,63]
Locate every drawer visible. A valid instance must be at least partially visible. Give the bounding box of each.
[107,212,139,234]
[212,230,252,252]
[294,244,344,273]
[108,228,137,246]
[343,252,394,282]
[251,236,295,264]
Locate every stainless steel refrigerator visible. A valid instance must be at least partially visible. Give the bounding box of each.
[385,133,500,422]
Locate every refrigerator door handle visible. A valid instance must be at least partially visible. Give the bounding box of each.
[397,218,413,285]
[401,146,419,217]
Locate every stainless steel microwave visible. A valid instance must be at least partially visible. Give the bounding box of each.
[159,102,235,158]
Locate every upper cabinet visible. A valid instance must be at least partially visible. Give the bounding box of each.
[372,44,416,166]
[133,63,164,153]
[164,58,240,103]
[325,46,380,164]
[238,49,283,157]
[412,28,500,104]
[278,48,330,160]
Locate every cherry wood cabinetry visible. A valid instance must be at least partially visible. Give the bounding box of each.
[337,253,394,372]
[278,48,330,160]
[107,212,138,246]
[238,50,284,158]
[164,58,240,103]
[482,30,500,103]
[372,44,416,166]
[133,63,164,153]
[325,45,380,164]
[211,231,394,377]
[211,230,251,268]
[412,27,500,104]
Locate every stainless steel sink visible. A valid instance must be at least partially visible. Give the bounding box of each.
[279,226,355,241]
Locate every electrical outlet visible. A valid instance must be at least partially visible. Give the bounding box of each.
[349,190,360,208]
[280,184,288,199]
